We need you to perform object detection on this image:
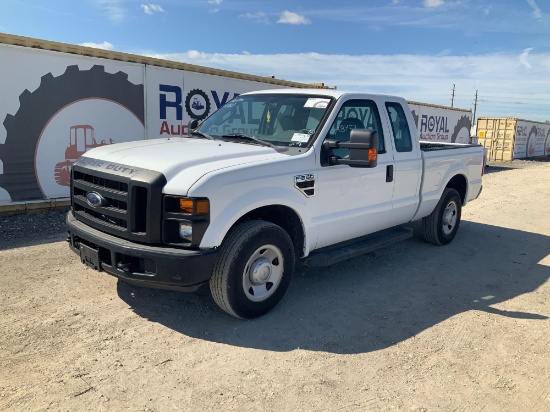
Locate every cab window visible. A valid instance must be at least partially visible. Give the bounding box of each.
[325,99,385,158]
[198,94,331,147]
[386,102,412,152]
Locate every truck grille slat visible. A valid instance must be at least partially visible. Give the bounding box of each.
[73,181,128,202]
[75,208,128,229]
[73,196,128,220]
[76,171,129,192]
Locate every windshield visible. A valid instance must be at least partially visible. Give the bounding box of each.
[196,94,333,148]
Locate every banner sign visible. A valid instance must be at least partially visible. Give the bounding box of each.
[145,67,280,139]
[513,120,550,159]
[0,45,283,203]
[408,103,472,144]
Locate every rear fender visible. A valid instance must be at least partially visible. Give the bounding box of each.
[414,162,468,220]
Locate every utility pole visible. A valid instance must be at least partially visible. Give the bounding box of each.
[472,90,478,128]
[451,84,455,108]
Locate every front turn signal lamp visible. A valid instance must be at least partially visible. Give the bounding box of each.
[178,198,209,215]
[164,196,210,215]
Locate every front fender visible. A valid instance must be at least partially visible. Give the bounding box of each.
[199,185,314,254]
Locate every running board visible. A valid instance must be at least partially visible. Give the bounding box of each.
[303,227,413,267]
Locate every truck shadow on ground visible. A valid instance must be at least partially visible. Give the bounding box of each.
[117,222,550,354]
[483,165,518,174]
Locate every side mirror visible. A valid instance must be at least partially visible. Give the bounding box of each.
[323,129,378,168]
[188,119,200,131]
[349,129,378,168]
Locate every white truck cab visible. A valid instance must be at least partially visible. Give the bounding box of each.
[67,89,484,318]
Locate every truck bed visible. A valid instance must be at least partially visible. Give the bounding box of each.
[413,142,484,221]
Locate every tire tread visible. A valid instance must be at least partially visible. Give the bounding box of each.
[210,221,290,318]
[421,188,461,246]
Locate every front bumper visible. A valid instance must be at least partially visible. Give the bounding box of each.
[67,211,217,291]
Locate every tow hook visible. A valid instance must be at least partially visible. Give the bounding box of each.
[117,261,132,272]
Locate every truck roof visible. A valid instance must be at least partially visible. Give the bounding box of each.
[242,88,403,101]
[243,89,472,113]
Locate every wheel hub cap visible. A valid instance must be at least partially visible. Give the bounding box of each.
[242,244,284,302]
[443,209,453,225]
[250,257,272,285]
[442,201,457,235]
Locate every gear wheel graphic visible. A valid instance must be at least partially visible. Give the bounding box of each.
[450,115,471,143]
[185,89,211,121]
[411,110,419,128]
[0,65,144,201]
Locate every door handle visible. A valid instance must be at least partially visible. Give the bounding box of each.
[386,165,394,182]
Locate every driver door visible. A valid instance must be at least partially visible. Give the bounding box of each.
[313,98,395,249]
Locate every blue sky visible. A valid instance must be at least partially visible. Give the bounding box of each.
[2,0,550,122]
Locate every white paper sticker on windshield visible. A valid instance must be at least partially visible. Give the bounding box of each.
[304,98,330,109]
[291,133,310,142]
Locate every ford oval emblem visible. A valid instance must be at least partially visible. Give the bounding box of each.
[86,192,106,208]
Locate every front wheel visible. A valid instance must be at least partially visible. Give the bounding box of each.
[209,220,295,319]
[421,188,462,245]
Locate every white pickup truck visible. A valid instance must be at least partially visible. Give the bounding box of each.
[67,89,484,318]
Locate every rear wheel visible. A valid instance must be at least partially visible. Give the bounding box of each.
[421,188,462,245]
[209,220,295,319]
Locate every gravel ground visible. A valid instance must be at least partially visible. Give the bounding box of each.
[0,209,68,250]
[0,160,549,411]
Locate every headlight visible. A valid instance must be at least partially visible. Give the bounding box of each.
[163,196,210,247]
[179,222,193,241]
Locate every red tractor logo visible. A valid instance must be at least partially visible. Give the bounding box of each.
[54,125,114,186]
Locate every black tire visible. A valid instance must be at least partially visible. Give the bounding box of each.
[0,65,144,201]
[421,188,462,246]
[209,220,295,319]
[450,115,471,143]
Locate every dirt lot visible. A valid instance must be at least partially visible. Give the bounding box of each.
[1,160,549,412]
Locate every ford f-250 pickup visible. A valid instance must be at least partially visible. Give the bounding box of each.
[67,89,484,318]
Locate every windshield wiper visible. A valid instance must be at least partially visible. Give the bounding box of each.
[221,134,276,148]
[190,130,215,140]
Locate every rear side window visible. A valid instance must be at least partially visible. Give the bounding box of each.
[386,102,412,152]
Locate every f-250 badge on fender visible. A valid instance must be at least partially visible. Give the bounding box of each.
[294,174,315,197]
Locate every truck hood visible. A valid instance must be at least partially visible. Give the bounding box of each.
[80,137,282,189]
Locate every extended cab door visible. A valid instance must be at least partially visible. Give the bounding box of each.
[314,98,396,249]
[383,100,422,223]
